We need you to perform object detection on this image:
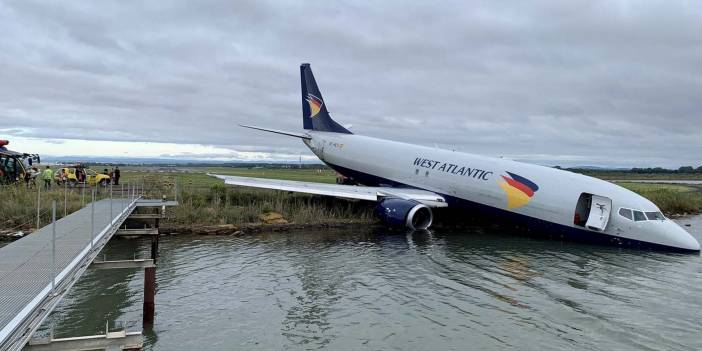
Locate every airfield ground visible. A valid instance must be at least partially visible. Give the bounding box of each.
[1,167,701,237]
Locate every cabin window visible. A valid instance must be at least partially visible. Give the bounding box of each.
[633,211,646,222]
[645,211,665,221]
[618,208,633,221]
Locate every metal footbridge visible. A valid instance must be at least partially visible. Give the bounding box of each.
[0,192,176,351]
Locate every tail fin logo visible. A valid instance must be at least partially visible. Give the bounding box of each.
[498,172,539,209]
[306,93,323,118]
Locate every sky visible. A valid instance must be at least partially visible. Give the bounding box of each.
[1,0,700,167]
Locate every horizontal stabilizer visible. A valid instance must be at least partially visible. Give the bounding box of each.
[240,125,311,139]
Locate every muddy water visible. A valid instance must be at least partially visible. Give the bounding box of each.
[40,216,702,350]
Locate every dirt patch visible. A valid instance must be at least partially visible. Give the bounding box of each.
[258,212,288,224]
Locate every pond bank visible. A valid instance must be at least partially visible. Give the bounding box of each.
[160,218,376,236]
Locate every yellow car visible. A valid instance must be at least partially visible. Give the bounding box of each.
[54,166,111,187]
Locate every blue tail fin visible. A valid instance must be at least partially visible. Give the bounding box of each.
[301,63,352,134]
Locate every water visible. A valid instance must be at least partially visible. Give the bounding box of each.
[42,217,702,350]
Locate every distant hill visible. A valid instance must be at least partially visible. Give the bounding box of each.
[566,165,631,171]
[42,155,323,166]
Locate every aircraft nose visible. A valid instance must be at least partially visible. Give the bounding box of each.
[668,222,700,251]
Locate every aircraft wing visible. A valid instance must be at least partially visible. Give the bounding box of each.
[209,174,448,208]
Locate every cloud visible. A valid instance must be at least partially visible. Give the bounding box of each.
[1,0,700,167]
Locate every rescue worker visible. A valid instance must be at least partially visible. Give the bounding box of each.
[76,168,84,183]
[42,166,53,189]
[30,167,39,187]
[23,157,31,172]
[24,168,31,188]
[113,166,120,185]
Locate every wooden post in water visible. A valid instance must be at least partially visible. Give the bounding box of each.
[143,266,156,325]
[152,218,160,260]
[144,215,159,326]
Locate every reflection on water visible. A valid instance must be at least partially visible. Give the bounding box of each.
[43,217,702,350]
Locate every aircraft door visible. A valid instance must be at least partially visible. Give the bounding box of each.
[585,195,611,231]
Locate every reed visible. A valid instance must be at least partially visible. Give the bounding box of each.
[3,171,701,234]
[0,184,112,232]
[170,183,374,226]
[631,189,702,215]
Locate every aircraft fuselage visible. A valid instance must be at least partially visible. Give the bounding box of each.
[305,131,700,251]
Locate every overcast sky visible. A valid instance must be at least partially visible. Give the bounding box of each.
[1,0,700,167]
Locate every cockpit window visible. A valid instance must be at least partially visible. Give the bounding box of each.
[645,211,665,221]
[618,208,633,220]
[633,211,647,222]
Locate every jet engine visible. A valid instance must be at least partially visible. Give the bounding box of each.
[374,198,433,230]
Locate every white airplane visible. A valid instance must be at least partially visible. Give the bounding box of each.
[212,63,700,252]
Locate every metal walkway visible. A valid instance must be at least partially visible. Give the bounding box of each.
[0,197,143,351]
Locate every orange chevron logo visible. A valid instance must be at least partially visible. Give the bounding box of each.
[306,93,323,118]
[498,172,539,209]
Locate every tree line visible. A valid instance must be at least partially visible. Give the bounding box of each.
[561,166,702,174]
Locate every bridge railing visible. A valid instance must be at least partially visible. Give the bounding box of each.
[0,176,177,239]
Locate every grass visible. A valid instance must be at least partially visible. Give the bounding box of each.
[120,166,337,187]
[132,168,702,219]
[119,168,371,227]
[614,182,696,193]
[2,167,701,234]
[0,168,372,234]
[580,171,702,181]
[169,184,373,227]
[0,183,113,233]
[615,182,702,215]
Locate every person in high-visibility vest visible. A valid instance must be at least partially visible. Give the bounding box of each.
[41,166,53,189]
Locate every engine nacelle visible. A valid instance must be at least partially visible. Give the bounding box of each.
[374,198,433,230]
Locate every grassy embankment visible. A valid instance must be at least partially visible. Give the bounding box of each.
[125,167,702,222]
[122,167,702,220]
[2,167,701,235]
[579,171,702,215]
[123,167,374,231]
[0,183,113,234]
[609,182,702,216]
[115,167,374,234]
[1,168,374,235]
[575,171,702,181]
